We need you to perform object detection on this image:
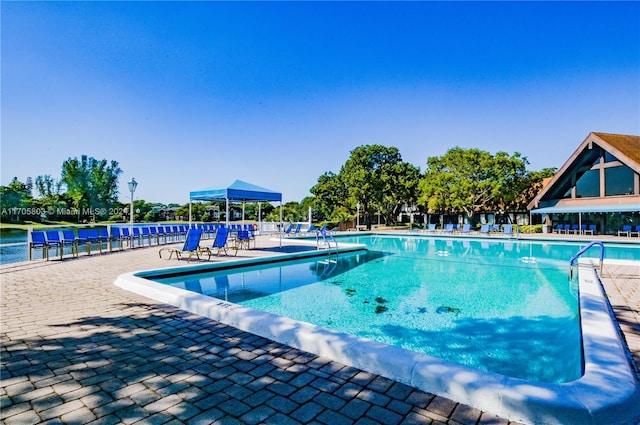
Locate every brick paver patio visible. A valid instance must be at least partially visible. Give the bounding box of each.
[1,233,638,424]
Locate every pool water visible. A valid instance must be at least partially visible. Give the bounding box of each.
[150,236,640,384]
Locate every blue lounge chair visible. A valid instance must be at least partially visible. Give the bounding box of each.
[159,228,203,261]
[236,230,251,250]
[292,223,302,236]
[583,224,596,235]
[200,227,232,258]
[88,229,103,253]
[553,224,563,234]
[306,224,317,235]
[502,224,513,236]
[425,223,436,233]
[98,228,113,252]
[109,227,125,251]
[29,231,50,260]
[282,223,294,236]
[77,229,93,254]
[570,224,580,235]
[45,230,65,260]
[62,229,79,257]
[443,224,454,233]
[120,227,134,248]
[631,225,640,238]
[460,224,471,234]
[618,225,632,237]
[479,224,490,235]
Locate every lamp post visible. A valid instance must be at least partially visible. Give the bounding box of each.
[356,202,360,230]
[128,177,138,236]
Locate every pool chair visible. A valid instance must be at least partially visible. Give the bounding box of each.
[502,224,513,236]
[98,228,113,252]
[159,228,203,261]
[282,223,294,236]
[88,229,104,254]
[631,225,640,237]
[618,225,632,237]
[62,229,79,258]
[77,229,92,254]
[235,230,251,250]
[553,224,563,234]
[45,230,65,260]
[291,223,302,236]
[109,227,125,251]
[29,231,51,261]
[443,224,454,233]
[120,227,134,248]
[583,224,596,235]
[479,224,490,235]
[200,227,233,259]
[424,223,436,233]
[569,224,580,235]
[460,224,471,235]
[306,224,317,235]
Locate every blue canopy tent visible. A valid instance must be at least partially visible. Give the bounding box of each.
[189,180,283,233]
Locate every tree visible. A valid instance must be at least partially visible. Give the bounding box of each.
[0,177,35,222]
[310,145,419,229]
[60,155,122,221]
[417,147,533,221]
[378,161,421,226]
[310,172,347,222]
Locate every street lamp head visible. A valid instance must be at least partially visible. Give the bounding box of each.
[127,177,138,193]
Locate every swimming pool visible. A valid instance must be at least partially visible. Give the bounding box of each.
[115,235,640,424]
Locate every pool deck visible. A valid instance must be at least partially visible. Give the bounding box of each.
[1,232,638,425]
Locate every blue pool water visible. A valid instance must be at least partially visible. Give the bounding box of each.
[151,236,639,383]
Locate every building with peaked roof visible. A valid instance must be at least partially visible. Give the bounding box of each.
[528,132,640,234]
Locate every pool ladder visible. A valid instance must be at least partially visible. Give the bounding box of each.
[316,228,339,257]
[569,241,605,280]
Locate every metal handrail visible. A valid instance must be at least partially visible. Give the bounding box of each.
[569,241,605,275]
[316,229,339,256]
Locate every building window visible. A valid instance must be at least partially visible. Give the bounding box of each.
[604,151,619,163]
[575,169,600,198]
[605,166,635,196]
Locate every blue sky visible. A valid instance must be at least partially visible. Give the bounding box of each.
[2,1,639,204]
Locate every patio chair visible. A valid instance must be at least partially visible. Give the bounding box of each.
[283,223,294,236]
[583,224,597,235]
[110,227,125,251]
[460,224,471,235]
[553,224,563,234]
[425,223,436,233]
[77,229,92,254]
[306,224,317,234]
[29,231,50,260]
[631,225,640,237]
[502,224,513,236]
[88,229,104,254]
[98,228,113,252]
[200,227,233,259]
[121,227,134,248]
[479,224,490,235]
[159,228,203,261]
[62,229,79,258]
[235,230,251,250]
[443,224,454,233]
[291,223,302,236]
[45,230,65,260]
[570,224,580,235]
[618,225,632,237]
